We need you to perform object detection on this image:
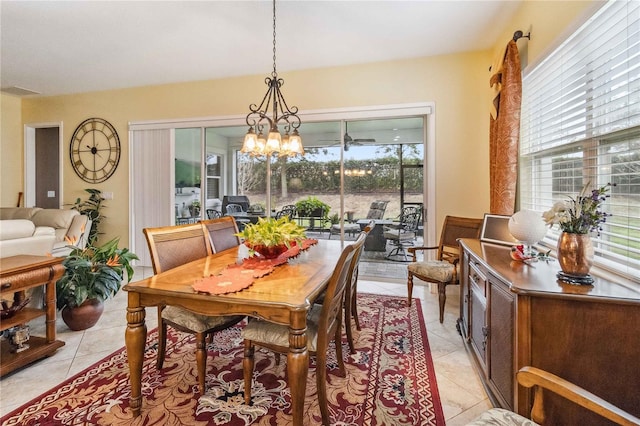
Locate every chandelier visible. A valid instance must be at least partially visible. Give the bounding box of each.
[241,0,303,158]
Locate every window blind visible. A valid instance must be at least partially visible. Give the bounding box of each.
[520,0,640,279]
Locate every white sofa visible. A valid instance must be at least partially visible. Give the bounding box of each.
[0,207,90,257]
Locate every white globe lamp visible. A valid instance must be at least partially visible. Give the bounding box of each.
[508,210,548,255]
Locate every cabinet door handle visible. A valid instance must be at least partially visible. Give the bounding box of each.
[482,326,489,351]
[1,283,11,290]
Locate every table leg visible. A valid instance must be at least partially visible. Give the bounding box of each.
[288,312,308,426]
[125,292,146,418]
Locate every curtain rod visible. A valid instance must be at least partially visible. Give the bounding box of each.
[513,30,531,42]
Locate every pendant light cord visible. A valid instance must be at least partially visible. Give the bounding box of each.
[272,0,277,78]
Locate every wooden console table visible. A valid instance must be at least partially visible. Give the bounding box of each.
[0,255,65,376]
[458,239,640,424]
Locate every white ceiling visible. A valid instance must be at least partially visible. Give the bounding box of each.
[1,0,522,98]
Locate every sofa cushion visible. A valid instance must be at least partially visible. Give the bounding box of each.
[0,220,36,241]
[0,207,43,220]
[32,209,79,243]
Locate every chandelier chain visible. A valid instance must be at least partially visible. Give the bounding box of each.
[272,0,277,78]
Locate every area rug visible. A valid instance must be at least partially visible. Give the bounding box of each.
[1,294,444,425]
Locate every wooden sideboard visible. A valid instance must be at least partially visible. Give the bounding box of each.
[458,239,640,425]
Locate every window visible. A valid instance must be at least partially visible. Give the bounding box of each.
[520,0,640,279]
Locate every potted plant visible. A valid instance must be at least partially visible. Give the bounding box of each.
[56,237,138,330]
[295,196,330,218]
[236,216,307,259]
[71,188,106,245]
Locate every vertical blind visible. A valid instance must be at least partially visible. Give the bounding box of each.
[520,0,640,278]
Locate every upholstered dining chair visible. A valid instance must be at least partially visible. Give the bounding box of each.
[407,215,483,323]
[467,366,640,425]
[242,232,366,426]
[201,216,241,253]
[143,223,244,394]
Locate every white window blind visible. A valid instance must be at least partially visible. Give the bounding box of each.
[520,0,640,279]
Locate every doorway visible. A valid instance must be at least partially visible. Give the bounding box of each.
[24,123,64,208]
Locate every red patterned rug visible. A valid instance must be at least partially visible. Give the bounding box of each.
[1,294,444,425]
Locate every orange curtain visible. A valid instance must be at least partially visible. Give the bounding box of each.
[489,40,522,215]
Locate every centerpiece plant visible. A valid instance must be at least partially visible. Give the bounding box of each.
[237,216,307,258]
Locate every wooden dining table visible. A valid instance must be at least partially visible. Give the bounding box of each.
[123,239,345,425]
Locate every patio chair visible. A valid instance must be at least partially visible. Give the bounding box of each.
[143,223,244,394]
[407,215,483,323]
[275,204,297,220]
[383,209,421,261]
[242,232,366,426]
[206,208,221,219]
[329,200,388,239]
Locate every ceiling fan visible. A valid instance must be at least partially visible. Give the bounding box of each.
[322,123,376,151]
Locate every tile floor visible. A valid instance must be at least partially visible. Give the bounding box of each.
[0,264,492,424]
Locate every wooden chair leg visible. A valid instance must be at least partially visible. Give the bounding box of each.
[316,349,330,426]
[243,340,254,405]
[196,332,207,394]
[156,320,167,370]
[407,273,414,307]
[438,282,447,323]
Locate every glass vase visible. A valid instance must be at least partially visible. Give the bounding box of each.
[557,232,594,277]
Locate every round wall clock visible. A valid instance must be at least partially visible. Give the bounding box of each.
[70,117,121,183]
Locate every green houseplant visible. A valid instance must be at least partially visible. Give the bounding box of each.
[71,188,106,245]
[295,196,330,218]
[237,216,307,258]
[56,237,138,330]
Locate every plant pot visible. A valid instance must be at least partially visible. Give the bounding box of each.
[248,243,289,259]
[61,299,104,331]
[557,232,594,277]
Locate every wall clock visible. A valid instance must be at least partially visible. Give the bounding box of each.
[70,117,121,184]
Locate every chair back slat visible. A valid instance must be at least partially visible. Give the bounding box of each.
[143,223,212,274]
[201,216,240,253]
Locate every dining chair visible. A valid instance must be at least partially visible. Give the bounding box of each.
[201,216,241,253]
[407,215,483,323]
[467,366,640,425]
[143,223,244,394]
[343,220,373,353]
[242,232,366,425]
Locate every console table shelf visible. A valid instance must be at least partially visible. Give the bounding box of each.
[458,239,640,424]
[0,255,65,376]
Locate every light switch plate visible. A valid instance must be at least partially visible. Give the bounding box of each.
[103,191,114,200]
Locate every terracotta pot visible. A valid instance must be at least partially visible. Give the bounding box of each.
[61,299,104,331]
[557,232,594,277]
[249,244,288,259]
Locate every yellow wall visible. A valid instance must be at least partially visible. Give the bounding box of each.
[2,0,600,245]
[1,93,24,207]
